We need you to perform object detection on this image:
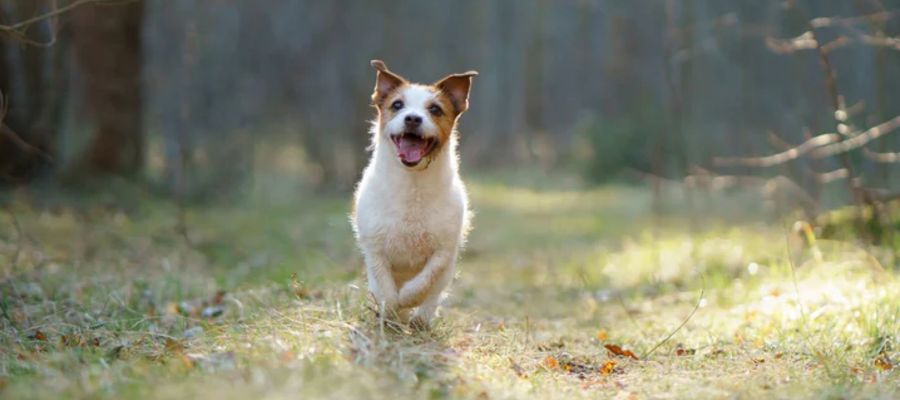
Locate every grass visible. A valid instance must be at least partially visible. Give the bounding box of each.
[0,173,897,399]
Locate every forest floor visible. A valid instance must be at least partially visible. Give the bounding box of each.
[0,172,898,399]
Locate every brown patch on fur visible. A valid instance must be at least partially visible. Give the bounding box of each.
[369,60,477,156]
[429,95,458,146]
[371,60,408,108]
[434,71,478,115]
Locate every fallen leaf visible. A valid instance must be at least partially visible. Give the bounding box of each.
[596,330,608,341]
[874,355,893,371]
[604,344,638,360]
[674,344,696,356]
[290,273,310,299]
[543,355,559,369]
[600,360,616,375]
[178,353,195,369]
[29,330,47,341]
[165,338,185,354]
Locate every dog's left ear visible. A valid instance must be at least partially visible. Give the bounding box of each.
[434,71,478,115]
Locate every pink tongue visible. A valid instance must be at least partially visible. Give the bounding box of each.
[397,136,427,163]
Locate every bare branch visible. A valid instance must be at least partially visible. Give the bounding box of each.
[811,115,900,158]
[809,10,899,28]
[816,168,849,184]
[0,0,107,33]
[860,32,900,50]
[863,148,900,163]
[713,133,840,167]
[0,90,53,163]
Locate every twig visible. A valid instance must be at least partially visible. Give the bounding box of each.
[642,275,705,359]
[714,114,900,168]
[713,133,840,167]
[0,0,111,33]
[863,148,900,163]
[811,115,900,158]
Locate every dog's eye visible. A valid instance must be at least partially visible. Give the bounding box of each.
[428,104,443,116]
[391,100,404,111]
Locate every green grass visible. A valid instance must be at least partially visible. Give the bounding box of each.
[0,175,897,399]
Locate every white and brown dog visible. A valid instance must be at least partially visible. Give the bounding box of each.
[351,60,476,327]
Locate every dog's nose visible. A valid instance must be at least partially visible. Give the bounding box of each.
[404,114,423,128]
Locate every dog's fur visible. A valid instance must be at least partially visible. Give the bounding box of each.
[351,60,477,327]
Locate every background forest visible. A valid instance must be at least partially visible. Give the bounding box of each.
[1,1,899,399]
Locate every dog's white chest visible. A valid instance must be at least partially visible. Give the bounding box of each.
[353,161,467,278]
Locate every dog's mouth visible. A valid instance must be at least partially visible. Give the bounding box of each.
[391,133,437,167]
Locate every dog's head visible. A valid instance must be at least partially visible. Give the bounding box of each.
[370,60,477,169]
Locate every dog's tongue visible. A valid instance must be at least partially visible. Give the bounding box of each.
[397,136,427,164]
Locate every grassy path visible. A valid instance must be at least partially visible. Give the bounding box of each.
[0,179,897,399]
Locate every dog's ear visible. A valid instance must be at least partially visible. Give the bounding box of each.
[434,70,478,115]
[371,60,406,106]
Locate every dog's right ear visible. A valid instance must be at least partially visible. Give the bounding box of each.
[371,60,406,106]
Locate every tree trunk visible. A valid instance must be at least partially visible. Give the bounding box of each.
[70,2,144,175]
[0,0,66,184]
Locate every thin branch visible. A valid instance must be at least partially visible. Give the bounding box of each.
[642,276,705,359]
[713,133,840,167]
[0,0,108,33]
[863,148,900,163]
[811,115,900,158]
[808,10,899,28]
[0,124,54,163]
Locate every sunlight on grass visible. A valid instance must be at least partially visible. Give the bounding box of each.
[1,179,897,399]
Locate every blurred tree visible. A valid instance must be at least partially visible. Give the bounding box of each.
[69,1,144,175]
[0,1,66,183]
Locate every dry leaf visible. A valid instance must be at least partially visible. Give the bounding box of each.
[290,273,310,299]
[543,355,559,369]
[30,330,47,341]
[600,360,616,375]
[178,354,195,369]
[874,355,893,371]
[604,344,638,360]
[165,338,185,354]
[674,344,696,356]
[596,330,608,341]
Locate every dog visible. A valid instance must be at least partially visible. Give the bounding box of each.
[351,60,477,327]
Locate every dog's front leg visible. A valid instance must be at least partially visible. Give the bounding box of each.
[365,252,400,318]
[398,250,452,309]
